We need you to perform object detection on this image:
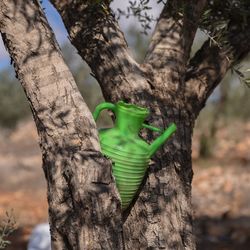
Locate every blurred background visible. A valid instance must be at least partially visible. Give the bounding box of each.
[0,1,250,249]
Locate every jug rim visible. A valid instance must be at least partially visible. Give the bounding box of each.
[117,101,149,115]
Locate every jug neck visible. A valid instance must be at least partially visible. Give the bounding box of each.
[114,102,149,135]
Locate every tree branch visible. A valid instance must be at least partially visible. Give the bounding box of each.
[185,26,250,115]
[185,40,230,114]
[0,0,123,248]
[145,0,207,73]
[50,0,151,103]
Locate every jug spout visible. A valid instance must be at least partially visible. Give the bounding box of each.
[149,123,177,157]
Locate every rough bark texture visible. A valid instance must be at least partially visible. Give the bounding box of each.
[50,0,153,105]
[49,1,206,249]
[0,1,123,249]
[185,14,250,117]
[1,0,250,249]
[49,0,250,249]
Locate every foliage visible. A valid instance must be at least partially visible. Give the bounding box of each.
[117,1,250,52]
[116,0,250,85]
[200,1,250,43]
[0,211,16,249]
[232,66,250,87]
[199,1,250,84]
[116,0,158,35]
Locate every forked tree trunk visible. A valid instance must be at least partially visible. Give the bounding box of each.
[49,1,200,248]
[0,1,215,249]
[1,0,250,249]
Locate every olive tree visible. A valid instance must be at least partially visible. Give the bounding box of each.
[0,0,249,249]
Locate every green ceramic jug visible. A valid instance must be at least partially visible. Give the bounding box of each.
[93,101,176,209]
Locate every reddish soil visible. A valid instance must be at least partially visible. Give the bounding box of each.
[0,119,249,249]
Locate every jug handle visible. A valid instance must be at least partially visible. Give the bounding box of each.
[142,123,163,133]
[93,102,116,121]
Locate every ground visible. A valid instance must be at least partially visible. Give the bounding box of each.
[0,119,249,249]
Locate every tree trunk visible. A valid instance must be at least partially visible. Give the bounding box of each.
[2,0,250,249]
[0,1,123,249]
[38,0,204,248]
[123,106,195,249]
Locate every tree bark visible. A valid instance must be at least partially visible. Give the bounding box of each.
[1,0,250,249]
[49,1,202,249]
[49,0,154,105]
[0,1,123,249]
[50,0,250,248]
[123,102,195,249]
[185,17,250,116]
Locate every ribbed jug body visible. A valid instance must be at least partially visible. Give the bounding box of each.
[93,101,177,210]
[99,128,150,209]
